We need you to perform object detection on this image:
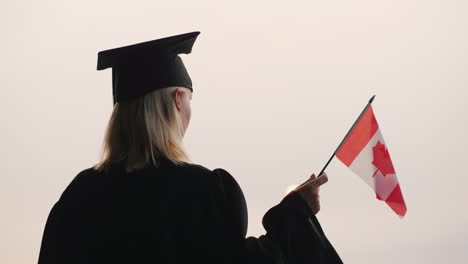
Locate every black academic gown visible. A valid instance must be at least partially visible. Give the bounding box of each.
[37,158,342,264]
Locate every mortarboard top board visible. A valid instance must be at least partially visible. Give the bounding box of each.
[97,31,200,104]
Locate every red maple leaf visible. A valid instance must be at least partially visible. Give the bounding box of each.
[372,141,395,177]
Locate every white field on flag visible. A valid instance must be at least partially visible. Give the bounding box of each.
[336,105,407,217]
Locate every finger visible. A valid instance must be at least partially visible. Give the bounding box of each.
[311,173,328,187]
[317,171,327,178]
[295,173,316,190]
[309,173,316,180]
[294,181,307,192]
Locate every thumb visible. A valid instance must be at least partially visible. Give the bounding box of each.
[295,173,317,191]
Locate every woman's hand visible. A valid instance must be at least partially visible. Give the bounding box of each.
[292,172,329,215]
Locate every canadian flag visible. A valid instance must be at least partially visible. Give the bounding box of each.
[336,105,407,217]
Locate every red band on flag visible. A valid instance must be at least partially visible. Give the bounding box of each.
[385,184,407,217]
[336,106,379,166]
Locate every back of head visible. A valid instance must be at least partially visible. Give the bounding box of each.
[95,86,191,173]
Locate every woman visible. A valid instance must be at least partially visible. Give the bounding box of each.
[37,32,342,264]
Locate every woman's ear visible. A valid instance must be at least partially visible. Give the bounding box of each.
[174,88,182,111]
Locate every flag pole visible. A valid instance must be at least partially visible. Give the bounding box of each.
[317,95,376,177]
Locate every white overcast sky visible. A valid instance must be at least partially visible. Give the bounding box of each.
[2,0,468,263]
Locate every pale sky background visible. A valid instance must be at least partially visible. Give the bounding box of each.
[2,0,468,263]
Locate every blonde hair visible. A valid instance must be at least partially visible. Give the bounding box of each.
[94,86,192,173]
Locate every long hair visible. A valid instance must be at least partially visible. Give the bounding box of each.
[94,86,192,173]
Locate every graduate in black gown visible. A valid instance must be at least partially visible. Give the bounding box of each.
[37,32,343,264]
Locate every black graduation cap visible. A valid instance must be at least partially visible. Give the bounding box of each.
[97,31,200,104]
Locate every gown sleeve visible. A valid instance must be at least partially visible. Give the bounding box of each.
[209,168,343,264]
[37,196,89,264]
[37,201,62,264]
[37,169,102,264]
